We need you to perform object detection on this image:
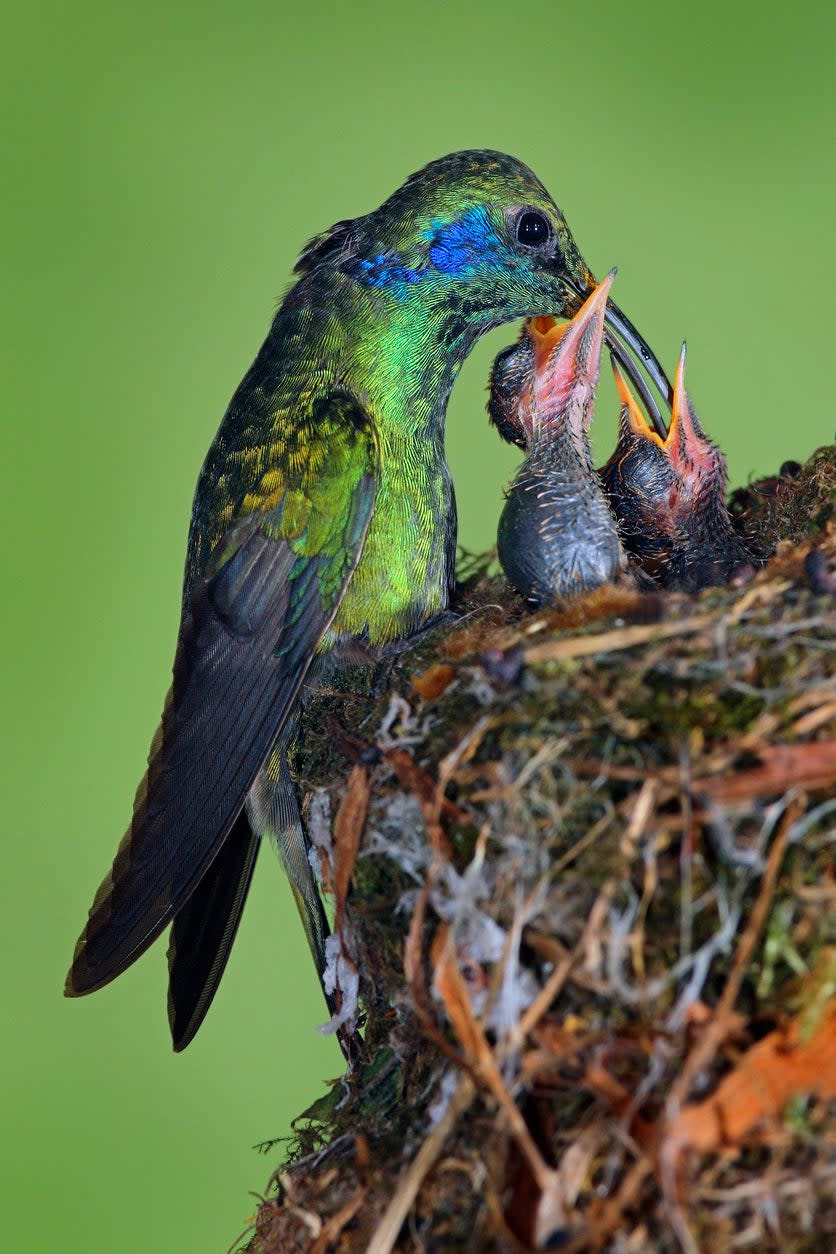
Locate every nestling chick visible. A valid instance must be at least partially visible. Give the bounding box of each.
[489,272,626,605]
[600,346,753,590]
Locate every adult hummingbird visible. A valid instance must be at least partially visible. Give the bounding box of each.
[66,150,671,1050]
[601,347,752,590]
[489,273,626,605]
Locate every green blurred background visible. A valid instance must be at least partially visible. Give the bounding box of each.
[2,2,833,1250]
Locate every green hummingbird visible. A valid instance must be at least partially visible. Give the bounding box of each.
[66,150,670,1050]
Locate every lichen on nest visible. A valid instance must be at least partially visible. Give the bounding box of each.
[242,447,835,1254]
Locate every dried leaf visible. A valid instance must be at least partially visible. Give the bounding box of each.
[540,583,664,632]
[661,1001,836,1167]
[431,922,559,1216]
[411,663,456,701]
[431,923,486,1064]
[332,764,370,932]
[697,741,836,802]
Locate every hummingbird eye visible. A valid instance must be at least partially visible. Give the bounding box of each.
[515,210,551,248]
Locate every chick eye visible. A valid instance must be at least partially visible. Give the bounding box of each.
[515,210,551,248]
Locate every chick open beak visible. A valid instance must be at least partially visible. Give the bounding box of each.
[668,342,701,444]
[612,342,714,474]
[559,272,671,438]
[527,270,614,430]
[565,276,672,439]
[666,343,716,475]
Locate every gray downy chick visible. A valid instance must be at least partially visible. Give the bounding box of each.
[489,271,625,605]
[600,347,753,591]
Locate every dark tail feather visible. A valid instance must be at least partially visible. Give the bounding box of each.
[166,810,260,1051]
[248,743,364,1061]
[254,754,363,1061]
[248,747,331,983]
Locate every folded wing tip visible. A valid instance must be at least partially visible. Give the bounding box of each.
[65,925,133,998]
[65,952,92,997]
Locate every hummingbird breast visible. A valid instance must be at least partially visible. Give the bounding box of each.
[328,432,455,646]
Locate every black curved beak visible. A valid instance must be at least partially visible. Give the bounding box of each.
[567,280,673,439]
[605,299,672,438]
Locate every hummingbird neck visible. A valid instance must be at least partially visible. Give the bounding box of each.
[355,295,481,440]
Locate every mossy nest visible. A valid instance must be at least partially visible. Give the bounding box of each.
[241,447,835,1254]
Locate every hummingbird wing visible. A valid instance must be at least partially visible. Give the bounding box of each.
[165,806,261,1051]
[66,394,377,1000]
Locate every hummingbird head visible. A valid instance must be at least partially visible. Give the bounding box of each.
[357,149,595,324]
[295,151,671,416]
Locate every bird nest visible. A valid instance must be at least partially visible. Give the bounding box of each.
[241,445,835,1254]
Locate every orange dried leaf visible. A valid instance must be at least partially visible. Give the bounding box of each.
[530,1020,575,1053]
[332,764,370,932]
[411,663,456,701]
[697,741,836,802]
[542,583,663,632]
[663,1001,836,1162]
[384,747,437,806]
[430,924,486,1064]
[384,747,457,811]
[403,880,429,1005]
